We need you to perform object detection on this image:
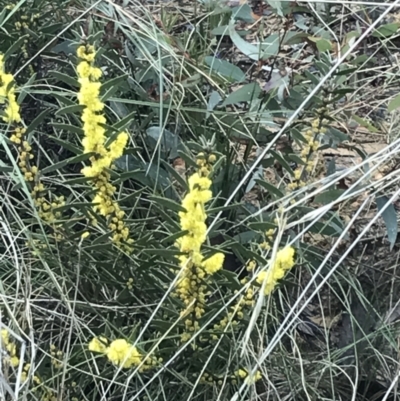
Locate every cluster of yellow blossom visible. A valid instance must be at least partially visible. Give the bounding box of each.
[1,53,63,227]
[235,368,262,384]
[89,337,142,369]
[1,329,19,367]
[126,277,134,290]
[175,153,224,341]
[20,363,41,385]
[50,343,63,369]
[76,44,132,250]
[13,11,40,71]
[0,54,20,123]
[259,228,275,250]
[212,286,255,338]
[199,372,224,386]
[256,246,295,296]
[288,118,327,192]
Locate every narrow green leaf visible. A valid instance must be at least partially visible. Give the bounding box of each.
[52,93,75,106]
[256,179,284,198]
[49,71,79,88]
[50,137,82,155]
[142,249,184,257]
[52,123,84,136]
[211,26,249,37]
[41,153,92,174]
[149,196,185,213]
[270,150,294,175]
[102,74,128,93]
[248,222,277,231]
[160,160,187,190]
[25,108,52,135]
[56,104,85,116]
[4,35,29,59]
[351,115,378,133]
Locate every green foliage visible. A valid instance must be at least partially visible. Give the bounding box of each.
[0,1,399,401]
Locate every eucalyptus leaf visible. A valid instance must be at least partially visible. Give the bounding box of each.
[229,19,261,61]
[222,83,261,106]
[211,26,248,37]
[204,56,245,82]
[245,165,263,193]
[146,127,182,159]
[207,91,222,115]
[231,4,256,22]
[314,189,346,205]
[372,23,399,38]
[376,196,398,251]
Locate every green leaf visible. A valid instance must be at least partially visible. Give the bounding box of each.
[146,127,182,158]
[51,39,76,55]
[260,33,280,58]
[49,71,79,88]
[52,123,84,136]
[160,160,187,190]
[204,56,245,82]
[229,19,260,61]
[326,127,350,145]
[308,36,332,52]
[52,93,75,106]
[376,196,398,251]
[112,110,136,131]
[351,115,379,133]
[314,189,346,205]
[231,4,257,22]
[207,90,222,114]
[222,83,261,106]
[308,220,343,237]
[211,26,249,37]
[41,153,92,174]
[388,93,400,113]
[234,230,260,244]
[102,74,128,93]
[149,196,185,213]
[142,249,184,257]
[102,75,128,102]
[50,137,83,155]
[372,23,399,38]
[248,222,277,231]
[4,35,29,59]
[270,150,294,175]
[56,104,85,116]
[25,108,52,135]
[256,179,284,199]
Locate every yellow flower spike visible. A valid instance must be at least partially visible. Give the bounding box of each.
[88,336,108,353]
[10,356,19,367]
[106,339,142,368]
[256,246,296,295]
[76,45,131,249]
[0,55,21,123]
[1,329,9,345]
